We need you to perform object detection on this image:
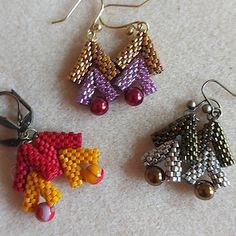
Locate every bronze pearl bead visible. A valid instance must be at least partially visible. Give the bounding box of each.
[145,166,165,186]
[194,180,215,200]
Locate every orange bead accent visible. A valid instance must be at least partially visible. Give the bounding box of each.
[22,171,62,212]
[58,148,100,188]
[81,165,104,184]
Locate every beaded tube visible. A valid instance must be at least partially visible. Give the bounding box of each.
[23,171,62,212]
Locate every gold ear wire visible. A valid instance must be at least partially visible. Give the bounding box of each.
[99,0,151,32]
[52,0,105,31]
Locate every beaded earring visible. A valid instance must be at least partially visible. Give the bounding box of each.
[100,2,163,106]
[52,0,119,116]
[0,90,104,222]
[52,0,163,115]
[141,80,235,200]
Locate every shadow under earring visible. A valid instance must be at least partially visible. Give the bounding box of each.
[52,1,119,115]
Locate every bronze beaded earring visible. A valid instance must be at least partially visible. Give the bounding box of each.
[52,0,119,115]
[141,80,236,200]
[99,1,163,106]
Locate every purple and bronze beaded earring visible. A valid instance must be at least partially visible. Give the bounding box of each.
[112,24,163,106]
[52,0,163,115]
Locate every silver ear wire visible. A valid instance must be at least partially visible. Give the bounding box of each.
[201,79,236,102]
[200,79,236,119]
[187,80,236,119]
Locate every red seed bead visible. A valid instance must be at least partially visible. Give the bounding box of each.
[37,132,82,149]
[125,87,144,106]
[90,97,109,115]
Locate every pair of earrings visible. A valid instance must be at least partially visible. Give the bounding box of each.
[52,0,163,115]
[142,80,236,200]
[0,90,104,222]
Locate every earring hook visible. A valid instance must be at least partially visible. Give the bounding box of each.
[52,0,84,24]
[105,0,151,9]
[0,90,22,125]
[200,79,236,119]
[99,0,151,31]
[0,90,34,146]
[201,79,236,106]
[51,0,105,28]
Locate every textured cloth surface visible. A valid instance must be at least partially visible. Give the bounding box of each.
[0,1,235,236]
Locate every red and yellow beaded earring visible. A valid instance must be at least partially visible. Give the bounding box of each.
[0,90,104,222]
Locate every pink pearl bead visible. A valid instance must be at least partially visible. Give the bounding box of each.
[36,202,55,222]
[125,87,144,106]
[90,97,109,115]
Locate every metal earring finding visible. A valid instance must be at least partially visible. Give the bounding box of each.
[52,0,105,38]
[0,90,34,146]
[99,0,152,32]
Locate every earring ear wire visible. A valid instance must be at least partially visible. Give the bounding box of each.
[199,80,236,119]
[201,79,236,106]
[0,90,33,131]
[99,0,151,32]
[51,0,105,31]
